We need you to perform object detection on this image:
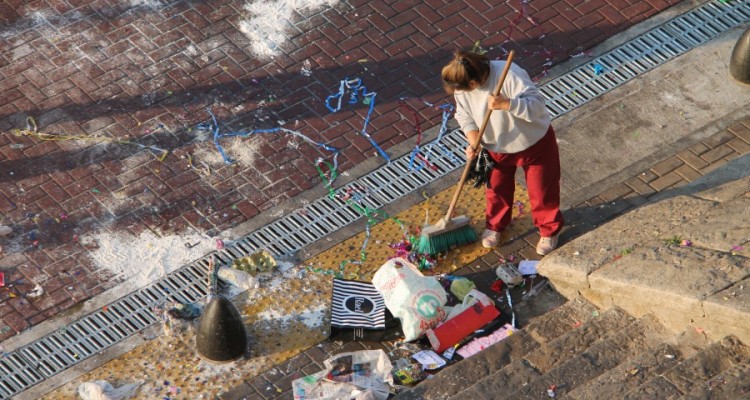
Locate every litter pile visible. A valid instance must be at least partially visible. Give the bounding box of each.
[293,256,547,399]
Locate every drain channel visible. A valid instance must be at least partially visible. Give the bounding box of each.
[542,1,749,118]
[3,1,749,398]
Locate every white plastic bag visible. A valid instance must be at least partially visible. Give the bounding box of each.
[444,288,494,321]
[78,380,141,400]
[372,258,447,341]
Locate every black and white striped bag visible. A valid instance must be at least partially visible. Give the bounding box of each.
[330,279,386,329]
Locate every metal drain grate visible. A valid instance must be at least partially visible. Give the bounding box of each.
[1,262,213,398]
[4,1,749,398]
[226,131,467,257]
[541,0,750,118]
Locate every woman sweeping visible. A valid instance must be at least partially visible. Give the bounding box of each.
[441,50,564,255]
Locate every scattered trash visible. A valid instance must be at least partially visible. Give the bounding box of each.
[495,263,523,286]
[547,384,557,397]
[490,279,503,293]
[301,59,313,76]
[77,380,142,400]
[522,279,549,301]
[456,323,516,359]
[680,239,692,247]
[330,279,387,330]
[411,349,446,370]
[372,258,447,341]
[325,78,390,162]
[448,277,475,301]
[165,302,201,319]
[0,272,4,287]
[153,302,202,335]
[592,63,604,75]
[571,51,593,58]
[26,284,44,299]
[232,250,277,275]
[0,226,11,236]
[427,289,500,352]
[441,346,456,360]
[292,350,393,400]
[518,260,538,275]
[217,267,258,291]
[393,358,425,385]
[215,238,225,250]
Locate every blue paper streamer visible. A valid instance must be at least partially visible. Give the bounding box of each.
[399,98,461,172]
[198,108,341,178]
[419,102,461,167]
[325,78,391,162]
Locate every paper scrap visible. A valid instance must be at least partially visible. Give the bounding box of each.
[456,324,517,359]
[518,260,538,275]
[411,350,446,370]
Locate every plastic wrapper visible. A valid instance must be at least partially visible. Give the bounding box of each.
[77,380,141,400]
[292,350,393,400]
[372,258,447,341]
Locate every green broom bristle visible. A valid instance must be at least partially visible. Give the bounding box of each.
[415,225,478,255]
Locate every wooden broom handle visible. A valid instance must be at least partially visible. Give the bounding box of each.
[444,50,515,220]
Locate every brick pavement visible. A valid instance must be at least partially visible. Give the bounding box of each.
[0,0,681,340]
[217,116,750,400]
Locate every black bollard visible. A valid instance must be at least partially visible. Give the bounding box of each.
[729,28,750,85]
[196,296,248,362]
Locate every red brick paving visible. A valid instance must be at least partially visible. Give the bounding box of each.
[0,0,681,340]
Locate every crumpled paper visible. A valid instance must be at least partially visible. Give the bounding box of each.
[77,380,142,400]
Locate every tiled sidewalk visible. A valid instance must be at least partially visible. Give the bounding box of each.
[0,0,682,340]
[218,117,750,399]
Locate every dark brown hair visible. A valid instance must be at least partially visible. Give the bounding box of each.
[441,51,491,94]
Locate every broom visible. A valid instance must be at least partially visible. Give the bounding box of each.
[416,50,515,255]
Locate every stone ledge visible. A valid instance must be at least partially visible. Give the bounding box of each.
[539,175,750,343]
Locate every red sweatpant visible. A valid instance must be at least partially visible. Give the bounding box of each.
[485,125,563,237]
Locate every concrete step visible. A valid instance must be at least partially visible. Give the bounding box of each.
[568,328,705,400]
[510,314,672,399]
[507,315,672,399]
[393,297,602,400]
[622,335,750,399]
[444,307,633,400]
[393,330,539,400]
[523,307,633,374]
[679,358,750,400]
[523,296,601,345]
[445,358,541,400]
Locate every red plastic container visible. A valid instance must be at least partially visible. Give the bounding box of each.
[426,300,500,353]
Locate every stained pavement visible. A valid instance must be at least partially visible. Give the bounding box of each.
[0,0,682,341]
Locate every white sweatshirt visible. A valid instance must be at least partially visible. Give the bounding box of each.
[453,60,551,154]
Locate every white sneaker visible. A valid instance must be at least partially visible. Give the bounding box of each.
[536,234,559,256]
[482,229,502,248]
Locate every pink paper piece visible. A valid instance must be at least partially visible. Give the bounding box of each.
[456,324,517,359]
